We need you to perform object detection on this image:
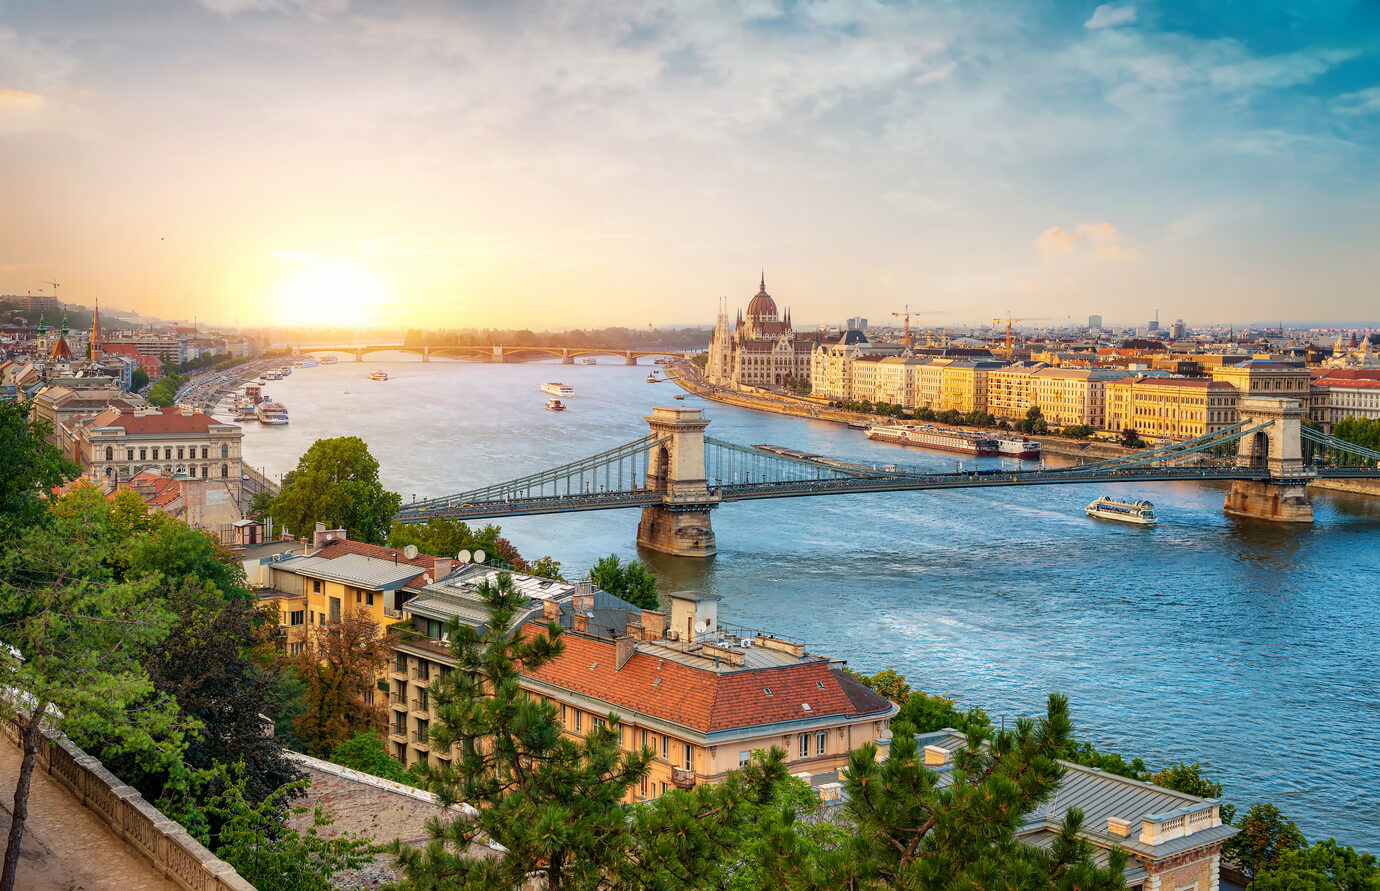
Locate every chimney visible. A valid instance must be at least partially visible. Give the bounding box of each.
[574,613,590,634]
[542,599,561,621]
[615,636,636,670]
[433,557,452,579]
[923,745,950,767]
[313,522,326,547]
[640,609,665,641]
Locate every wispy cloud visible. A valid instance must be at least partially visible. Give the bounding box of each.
[1085,4,1137,30]
[1036,223,1141,261]
[198,0,347,18]
[1331,86,1380,116]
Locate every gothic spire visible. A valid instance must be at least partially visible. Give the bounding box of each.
[760,270,765,293]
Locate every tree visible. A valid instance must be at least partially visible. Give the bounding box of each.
[1253,839,1380,891]
[248,489,275,521]
[896,689,992,736]
[147,373,185,407]
[1061,424,1095,439]
[391,573,788,891]
[752,694,1125,890]
[131,367,150,391]
[1151,762,1234,823]
[292,608,391,758]
[0,524,187,891]
[387,516,563,578]
[848,667,911,703]
[1225,802,1307,877]
[197,767,376,891]
[1065,741,1149,781]
[0,401,78,538]
[1121,428,1146,449]
[268,436,402,543]
[332,731,416,785]
[588,553,659,610]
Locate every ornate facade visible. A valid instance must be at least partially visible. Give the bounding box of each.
[706,275,822,389]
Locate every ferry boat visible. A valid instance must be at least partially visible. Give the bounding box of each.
[654,358,667,365]
[545,398,567,412]
[646,372,661,383]
[1086,496,1157,525]
[234,399,258,421]
[995,436,1041,459]
[673,393,686,400]
[256,401,289,425]
[582,358,597,365]
[541,382,574,396]
[301,358,319,368]
[865,424,998,456]
[321,355,338,365]
[369,370,389,381]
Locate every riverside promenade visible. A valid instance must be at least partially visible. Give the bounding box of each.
[0,740,177,891]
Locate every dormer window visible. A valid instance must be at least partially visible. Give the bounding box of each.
[763,688,772,696]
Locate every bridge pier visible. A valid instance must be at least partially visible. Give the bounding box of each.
[354,347,362,362]
[636,407,718,557]
[492,345,505,364]
[422,346,429,363]
[562,349,574,365]
[625,351,637,366]
[1224,397,1314,523]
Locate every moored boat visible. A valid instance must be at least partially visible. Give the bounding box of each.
[369,370,389,381]
[321,355,338,365]
[301,358,319,368]
[865,424,998,456]
[582,358,597,365]
[256,401,289,425]
[545,399,567,412]
[996,436,1041,459]
[1086,496,1157,525]
[541,382,574,396]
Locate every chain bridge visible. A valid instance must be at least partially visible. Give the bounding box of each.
[297,344,695,364]
[394,399,1380,557]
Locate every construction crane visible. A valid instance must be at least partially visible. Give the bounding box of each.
[992,312,1022,360]
[893,304,918,348]
[45,280,61,306]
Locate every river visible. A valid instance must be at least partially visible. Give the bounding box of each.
[236,355,1380,849]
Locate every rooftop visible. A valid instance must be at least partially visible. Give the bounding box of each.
[275,552,428,591]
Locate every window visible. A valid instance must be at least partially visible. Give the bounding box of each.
[104,446,113,461]
[739,750,751,766]
[221,463,228,478]
[661,735,668,759]
[201,465,207,478]
[177,447,184,460]
[289,641,304,656]
[396,653,407,672]
[126,449,134,462]
[221,443,229,459]
[683,743,693,771]
[313,579,322,594]
[366,591,375,606]
[661,782,668,796]
[329,597,341,622]
[308,610,315,624]
[418,688,428,711]
[640,729,649,749]
[817,732,827,756]
[799,734,809,758]
[201,446,208,459]
[574,711,583,732]
[289,610,304,626]
[139,448,147,460]
[593,716,605,730]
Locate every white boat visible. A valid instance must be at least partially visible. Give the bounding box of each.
[1086,496,1157,525]
[301,358,319,368]
[321,355,339,365]
[645,373,661,383]
[996,436,1041,459]
[541,382,574,396]
[256,401,289,425]
[654,358,667,365]
[582,358,597,365]
[545,399,567,412]
[369,370,389,381]
[865,424,998,456]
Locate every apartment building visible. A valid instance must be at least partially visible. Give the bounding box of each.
[1027,367,1130,429]
[872,356,930,408]
[388,573,898,799]
[1316,369,1380,426]
[914,359,954,410]
[938,360,1005,414]
[1105,377,1240,441]
[987,363,1048,420]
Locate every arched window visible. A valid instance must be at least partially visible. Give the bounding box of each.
[104,466,113,478]
[221,443,229,459]
[104,446,113,461]
[221,464,229,478]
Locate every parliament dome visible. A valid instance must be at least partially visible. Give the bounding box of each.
[746,273,777,319]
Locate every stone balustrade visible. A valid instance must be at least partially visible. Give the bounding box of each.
[2,715,255,891]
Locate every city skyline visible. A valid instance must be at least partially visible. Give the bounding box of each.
[2,1,1378,329]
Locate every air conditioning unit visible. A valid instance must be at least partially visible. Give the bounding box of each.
[741,638,753,647]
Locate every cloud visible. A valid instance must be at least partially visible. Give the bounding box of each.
[1208,48,1358,92]
[1036,223,1140,260]
[198,0,347,18]
[1331,86,1380,117]
[1084,4,1137,30]
[0,87,43,132]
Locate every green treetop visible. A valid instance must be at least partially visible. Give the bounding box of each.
[588,553,660,610]
[268,436,402,543]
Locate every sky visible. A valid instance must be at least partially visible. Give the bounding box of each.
[1,1,1378,330]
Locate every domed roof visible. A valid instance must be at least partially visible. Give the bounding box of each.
[746,272,777,320]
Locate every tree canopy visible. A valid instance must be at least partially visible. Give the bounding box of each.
[588,553,659,610]
[388,515,564,579]
[268,436,402,543]
[0,400,78,538]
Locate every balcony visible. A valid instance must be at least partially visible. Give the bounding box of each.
[389,664,408,682]
[410,699,431,719]
[411,732,431,751]
[671,767,696,789]
[388,728,407,744]
[389,693,408,711]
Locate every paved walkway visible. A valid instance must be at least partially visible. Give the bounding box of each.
[0,740,178,891]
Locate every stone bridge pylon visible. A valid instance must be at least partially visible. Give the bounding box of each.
[1224,396,1314,523]
[636,407,720,557]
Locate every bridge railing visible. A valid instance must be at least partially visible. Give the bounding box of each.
[1301,427,1380,467]
[1056,421,1266,474]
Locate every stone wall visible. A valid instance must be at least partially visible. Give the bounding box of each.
[2,715,255,891]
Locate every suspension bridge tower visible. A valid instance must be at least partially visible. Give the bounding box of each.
[636,407,720,557]
[1224,396,1314,523]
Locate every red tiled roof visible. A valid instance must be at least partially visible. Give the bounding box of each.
[520,624,891,734]
[91,407,231,435]
[1320,378,1380,390]
[1317,369,1380,382]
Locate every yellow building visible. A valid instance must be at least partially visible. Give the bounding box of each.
[1028,367,1130,429]
[938,360,1005,413]
[1105,377,1239,441]
[987,363,1048,420]
[1208,359,1312,398]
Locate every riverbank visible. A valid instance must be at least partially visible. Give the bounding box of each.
[666,361,1135,461]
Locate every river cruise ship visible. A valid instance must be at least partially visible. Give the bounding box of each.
[1085,496,1157,525]
[541,381,574,396]
[545,398,567,412]
[995,436,1041,459]
[321,355,338,365]
[369,370,389,381]
[865,424,998,456]
[256,401,289,425]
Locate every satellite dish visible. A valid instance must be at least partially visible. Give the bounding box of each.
[402,544,419,559]
[473,549,486,565]
[457,549,472,563]
[695,619,711,634]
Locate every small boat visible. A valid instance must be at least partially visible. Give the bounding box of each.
[673,394,686,400]
[369,370,389,381]
[995,436,1041,459]
[646,373,661,383]
[541,382,574,396]
[321,355,339,365]
[545,399,567,412]
[582,358,597,365]
[654,358,667,365]
[301,358,319,368]
[256,401,289,425]
[1086,496,1157,525]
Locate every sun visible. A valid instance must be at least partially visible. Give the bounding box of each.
[276,259,386,328]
